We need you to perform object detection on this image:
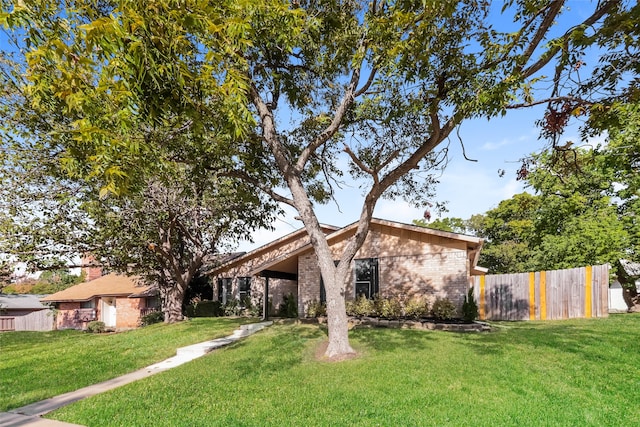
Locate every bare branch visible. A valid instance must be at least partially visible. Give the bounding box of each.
[343,144,378,184]
[516,0,565,74]
[222,169,295,206]
[506,95,592,109]
[521,1,618,78]
[296,37,369,170]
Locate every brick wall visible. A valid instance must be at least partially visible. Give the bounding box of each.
[55,297,145,330]
[56,302,94,329]
[298,224,471,316]
[115,297,145,329]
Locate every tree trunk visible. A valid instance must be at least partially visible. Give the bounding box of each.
[321,256,356,359]
[623,286,640,313]
[164,284,186,323]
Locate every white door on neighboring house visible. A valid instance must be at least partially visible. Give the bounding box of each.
[102,297,117,328]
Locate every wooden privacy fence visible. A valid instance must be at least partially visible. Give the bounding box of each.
[472,264,609,321]
[0,309,54,331]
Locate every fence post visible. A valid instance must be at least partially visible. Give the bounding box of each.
[585,265,593,318]
[529,272,535,320]
[540,271,547,320]
[479,275,486,320]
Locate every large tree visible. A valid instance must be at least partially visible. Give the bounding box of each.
[0,39,276,322]
[3,0,637,358]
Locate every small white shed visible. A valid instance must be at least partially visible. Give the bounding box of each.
[609,280,628,313]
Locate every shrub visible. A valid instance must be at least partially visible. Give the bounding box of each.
[404,296,429,320]
[462,287,479,323]
[140,311,164,326]
[347,295,375,317]
[305,299,327,318]
[375,296,402,319]
[248,296,263,317]
[278,293,298,318]
[223,299,241,316]
[185,301,223,317]
[431,297,457,321]
[86,321,105,333]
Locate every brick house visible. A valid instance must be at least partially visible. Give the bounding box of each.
[208,218,485,317]
[41,273,160,330]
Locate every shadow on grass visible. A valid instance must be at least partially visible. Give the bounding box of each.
[453,314,640,361]
[350,327,436,353]
[216,324,325,378]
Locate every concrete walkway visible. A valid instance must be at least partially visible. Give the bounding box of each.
[0,321,272,427]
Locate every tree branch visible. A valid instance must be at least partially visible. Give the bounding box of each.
[296,37,369,171]
[521,1,618,78]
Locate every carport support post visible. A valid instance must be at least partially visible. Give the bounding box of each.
[263,276,269,321]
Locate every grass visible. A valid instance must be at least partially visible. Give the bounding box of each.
[45,314,640,427]
[0,317,252,411]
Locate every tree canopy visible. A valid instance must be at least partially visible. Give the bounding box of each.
[2,0,638,357]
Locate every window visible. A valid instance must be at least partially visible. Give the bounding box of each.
[319,261,338,304]
[355,258,379,299]
[320,281,326,304]
[238,277,251,306]
[145,296,161,309]
[217,278,233,304]
[80,300,95,309]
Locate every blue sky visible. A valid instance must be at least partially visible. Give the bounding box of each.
[238,106,597,251]
[0,2,608,254]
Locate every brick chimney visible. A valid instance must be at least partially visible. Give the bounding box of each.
[82,254,102,282]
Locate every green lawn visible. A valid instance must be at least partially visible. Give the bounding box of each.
[0,317,252,411]
[45,314,640,427]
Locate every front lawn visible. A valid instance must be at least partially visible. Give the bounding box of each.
[0,317,252,411]
[49,314,640,426]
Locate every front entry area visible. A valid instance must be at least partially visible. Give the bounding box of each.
[101,297,117,328]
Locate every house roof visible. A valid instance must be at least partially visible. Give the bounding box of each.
[0,294,50,310]
[41,273,154,302]
[209,218,484,278]
[207,223,340,274]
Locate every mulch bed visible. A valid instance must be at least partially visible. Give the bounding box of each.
[298,316,491,332]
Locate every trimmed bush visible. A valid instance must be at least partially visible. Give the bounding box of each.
[224,299,241,316]
[462,287,479,323]
[305,299,326,318]
[347,295,375,317]
[140,311,164,326]
[375,297,402,320]
[86,321,105,333]
[404,296,429,320]
[185,300,223,317]
[278,293,298,318]
[431,297,457,321]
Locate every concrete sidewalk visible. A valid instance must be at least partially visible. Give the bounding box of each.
[0,321,272,427]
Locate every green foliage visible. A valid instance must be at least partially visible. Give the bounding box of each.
[413,217,470,235]
[85,321,105,333]
[185,301,224,317]
[223,299,241,317]
[346,295,375,317]
[2,0,634,354]
[305,299,326,318]
[140,311,164,327]
[277,293,298,318]
[373,296,403,320]
[431,298,457,321]
[462,288,478,323]
[403,296,430,320]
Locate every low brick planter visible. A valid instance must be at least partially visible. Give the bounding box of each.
[301,316,491,332]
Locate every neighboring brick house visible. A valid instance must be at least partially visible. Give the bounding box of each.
[41,274,159,330]
[208,218,485,318]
